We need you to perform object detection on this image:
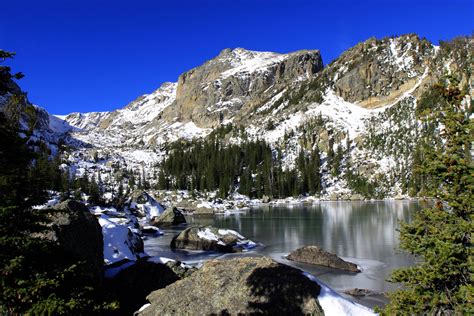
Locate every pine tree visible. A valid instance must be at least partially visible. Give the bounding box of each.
[0,113,116,314]
[383,79,474,315]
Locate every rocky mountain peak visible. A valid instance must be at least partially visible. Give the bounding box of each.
[124,82,177,111]
[325,34,436,108]
[163,48,323,128]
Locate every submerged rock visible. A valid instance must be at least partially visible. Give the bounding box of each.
[287,245,360,272]
[170,226,257,253]
[343,288,382,297]
[193,206,215,215]
[151,206,186,226]
[137,257,323,315]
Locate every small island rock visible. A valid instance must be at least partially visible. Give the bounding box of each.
[170,226,257,253]
[287,245,360,272]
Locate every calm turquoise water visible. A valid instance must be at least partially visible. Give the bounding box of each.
[145,200,420,308]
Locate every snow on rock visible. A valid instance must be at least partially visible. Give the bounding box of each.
[219,48,288,79]
[48,114,76,133]
[33,192,61,210]
[196,227,258,251]
[94,209,146,265]
[197,227,220,242]
[142,225,164,235]
[130,192,166,223]
[137,303,151,313]
[304,272,376,316]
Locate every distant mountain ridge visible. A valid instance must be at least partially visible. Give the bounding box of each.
[1,33,472,199]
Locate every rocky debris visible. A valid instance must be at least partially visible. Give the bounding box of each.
[150,206,186,226]
[42,200,104,279]
[164,260,197,279]
[137,257,323,315]
[343,288,382,297]
[170,226,257,253]
[105,259,181,316]
[287,246,360,272]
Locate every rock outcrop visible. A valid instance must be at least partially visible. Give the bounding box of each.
[151,206,186,226]
[162,48,323,127]
[137,257,323,315]
[44,200,104,279]
[127,191,166,223]
[287,245,360,272]
[328,34,435,108]
[170,226,256,253]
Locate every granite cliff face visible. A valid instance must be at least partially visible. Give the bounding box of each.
[162,48,323,127]
[329,34,435,108]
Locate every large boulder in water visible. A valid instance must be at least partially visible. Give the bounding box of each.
[44,200,104,279]
[137,257,324,315]
[287,245,360,272]
[150,206,186,227]
[170,226,257,253]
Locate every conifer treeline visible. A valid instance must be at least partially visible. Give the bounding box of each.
[156,134,322,198]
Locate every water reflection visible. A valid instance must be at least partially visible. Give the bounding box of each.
[145,201,420,308]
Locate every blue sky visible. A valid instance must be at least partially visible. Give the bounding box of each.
[1,0,472,115]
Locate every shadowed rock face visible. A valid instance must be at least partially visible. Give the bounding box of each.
[287,245,360,272]
[105,260,180,316]
[40,200,104,280]
[151,206,186,227]
[137,257,323,316]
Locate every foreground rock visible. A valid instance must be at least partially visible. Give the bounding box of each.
[44,200,103,279]
[287,246,360,272]
[137,257,323,315]
[170,226,257,253]
[105,259,181,315]
[151,206,186,226]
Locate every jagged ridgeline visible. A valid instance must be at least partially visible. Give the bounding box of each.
[1,34,472,200]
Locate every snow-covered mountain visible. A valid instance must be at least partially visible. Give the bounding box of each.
[2,34,472,199]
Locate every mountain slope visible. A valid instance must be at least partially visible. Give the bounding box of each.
[6,34,471,200]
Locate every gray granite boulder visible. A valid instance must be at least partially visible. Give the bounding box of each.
[287,245,360,272]
[137,257,323,315]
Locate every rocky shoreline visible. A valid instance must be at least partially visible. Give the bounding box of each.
[36,191,392,314]
[149,189,418,216]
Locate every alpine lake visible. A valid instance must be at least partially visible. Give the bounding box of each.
[144,200,421,309]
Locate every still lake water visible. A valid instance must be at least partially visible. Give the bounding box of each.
[144,200,420,308]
